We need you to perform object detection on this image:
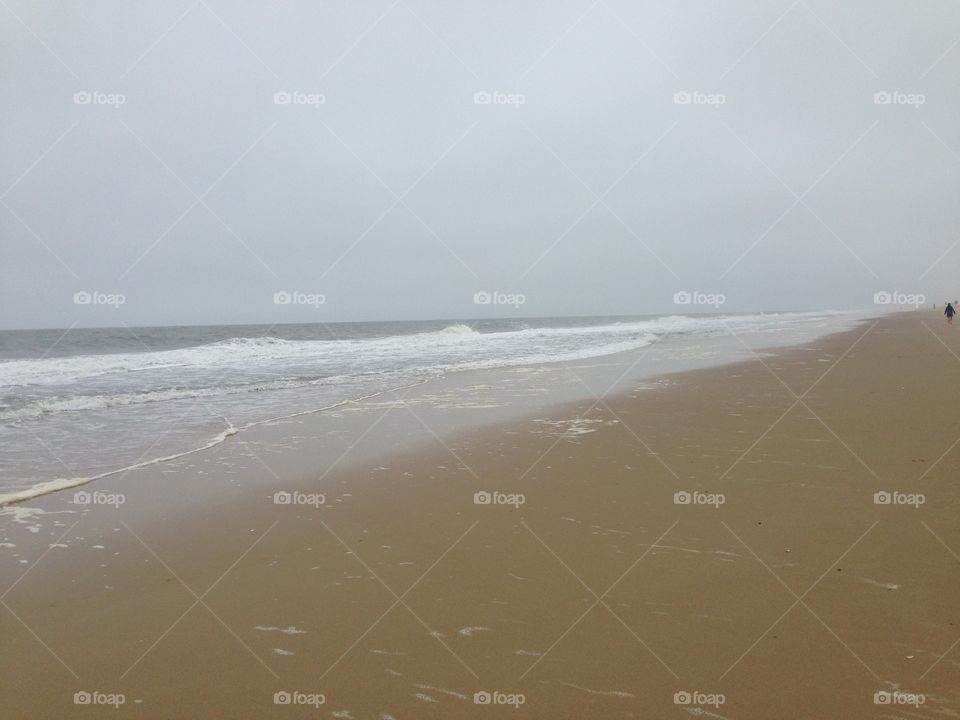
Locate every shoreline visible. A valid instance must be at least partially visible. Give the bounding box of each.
[0,310,865,508]
[3,310,958,718]
[0,376,436,507]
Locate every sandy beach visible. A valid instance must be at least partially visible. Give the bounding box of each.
[2,310,959,718]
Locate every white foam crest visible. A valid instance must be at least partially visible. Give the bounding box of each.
[422,323,480,338]
[0,313,846,389]
[0,374,354,421]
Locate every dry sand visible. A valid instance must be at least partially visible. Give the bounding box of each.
[2,310,959,718]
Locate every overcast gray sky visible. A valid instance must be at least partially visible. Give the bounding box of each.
[2,0,959,329]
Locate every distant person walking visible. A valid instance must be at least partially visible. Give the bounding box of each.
[945,303,956,324]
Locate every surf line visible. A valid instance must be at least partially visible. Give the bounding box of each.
[0,375,437,507]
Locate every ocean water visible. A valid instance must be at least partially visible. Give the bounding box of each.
[0,312,856,504]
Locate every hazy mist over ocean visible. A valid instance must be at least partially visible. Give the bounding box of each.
[3,1,959,329]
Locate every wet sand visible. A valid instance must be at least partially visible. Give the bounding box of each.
[2,310,959,718]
